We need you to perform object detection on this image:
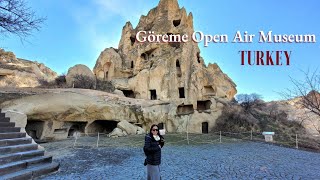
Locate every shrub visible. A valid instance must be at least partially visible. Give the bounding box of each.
[96,79,115,92]
[55,74,66,86]
[213,105,258,133]
[73,74,95,89]
[37,74,67,88]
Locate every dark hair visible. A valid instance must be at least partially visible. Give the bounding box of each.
[149,124,160,136]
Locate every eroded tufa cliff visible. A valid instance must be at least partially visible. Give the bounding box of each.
[93,0,237,106]
[0,49,57,87]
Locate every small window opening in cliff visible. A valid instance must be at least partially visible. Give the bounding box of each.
[121,90,135,98]
[26,120,45,140]
[177,104,194,115]
[179,87,185,98]
[54,128,67,134]
[197,100,212,111]
[87,120,118,134]
[130,36,136,46]
[202,122,209,134]
[158,123,164,130]
[150,89,157,100]
[103,62,111,80]
[173,19,181,27]
[204,86,215,95]
[141,53,148,61]
[197,52,201,63]
[105,71,109,80]
[169,42,180,48]
[141,48,156,61]
[68,122,87,137]
[131,61,134,68]
[176,60,181,77]
[176,60,180,68]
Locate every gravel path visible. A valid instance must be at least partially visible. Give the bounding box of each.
[39,135,320,179]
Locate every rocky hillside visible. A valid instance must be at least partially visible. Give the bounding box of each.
[269,97,320,135]
[0,49,57,87]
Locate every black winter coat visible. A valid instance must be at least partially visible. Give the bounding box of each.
[143,134,164,165]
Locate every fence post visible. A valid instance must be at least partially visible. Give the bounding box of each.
[219,131,222,143]
[96,132,100,148]
[251,130,253,140]
[186,115,190,145]
[73,135,78,148]
[295,134,298,149]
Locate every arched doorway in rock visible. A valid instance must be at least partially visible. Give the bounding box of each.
[26,120,45,141]
[67,122,87,137]
[202,122,208,134]
[103,62,112,80]
[86,120,118,135]
[158,122,164,130]
[176,59,181,77]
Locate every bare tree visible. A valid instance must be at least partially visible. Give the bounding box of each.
[236,93,262,111]
[281,69,320,134]
[0,0,45,38]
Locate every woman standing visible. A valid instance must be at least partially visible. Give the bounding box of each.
[143,124,165,180]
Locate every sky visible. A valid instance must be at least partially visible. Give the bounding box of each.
[1,0,320,101]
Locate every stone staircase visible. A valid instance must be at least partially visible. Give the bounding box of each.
[0,110,59,179]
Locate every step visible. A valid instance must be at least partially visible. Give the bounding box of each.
[0,156,53,176]
[0,137,32,147]
[0,132,26,140]
[0,149,44,165]
[0,162,59,180]
[0,144,38,155]
[0,127,20,133]
[0,117,10,122]
[0,160,26,176]
[0,122,15,127]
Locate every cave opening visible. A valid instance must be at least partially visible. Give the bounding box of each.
[173,19,181,27]
[150,89,157,100]
[179,87,185,98]
[197,100,212,111]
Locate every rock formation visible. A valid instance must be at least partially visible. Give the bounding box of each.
[66,64,96,88]
[266,98,320,135]
[0,49,57,87]
[93,0,237,103]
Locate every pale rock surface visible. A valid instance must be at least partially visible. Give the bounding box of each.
[66,64,96,88]
[137,126,146,135]
[109,128,125,137]
[117,120,138,135]
[0,49,57,87]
